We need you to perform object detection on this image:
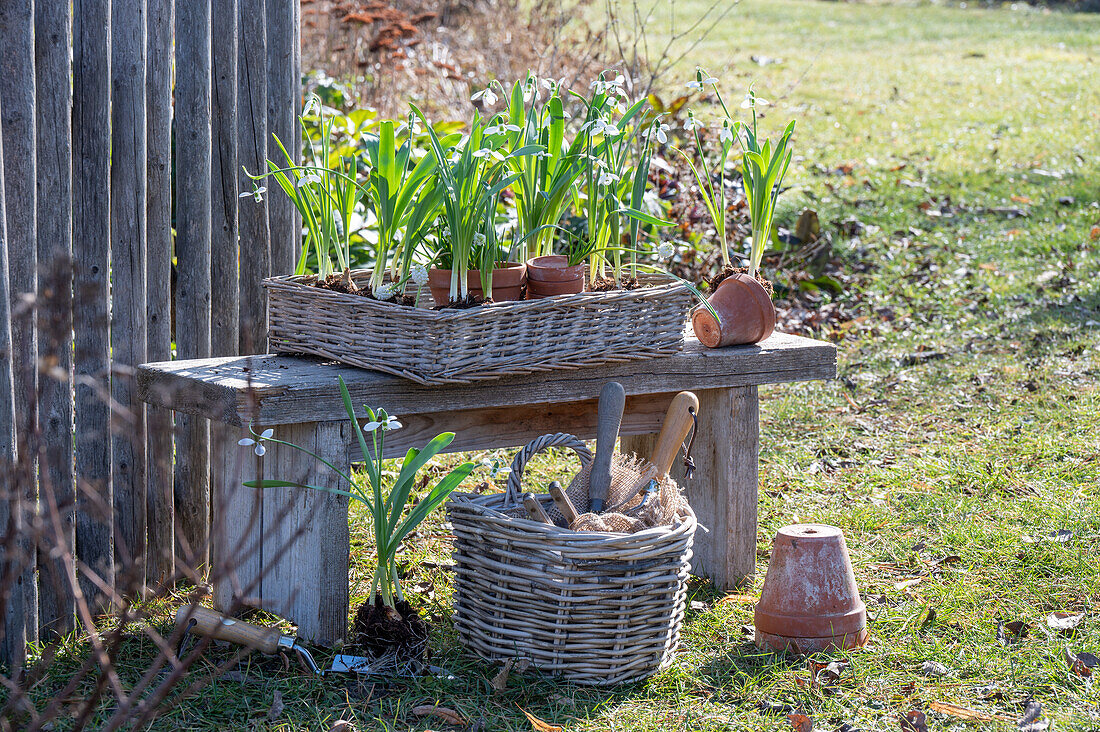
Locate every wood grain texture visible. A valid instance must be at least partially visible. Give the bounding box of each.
[111,0,149,594]
[138,332,836,426]
[146,0,175,586]
[0,0,39,649]
[265,0,300,276]
[174,0,213,567]
[0,80,26,668]
[212,423,264,615]
[259,422,349,645]
[237,0,269,354]
[211,0,239,358]
[34,0,76,636]
[622,387,760,589]
[73,0,115,610]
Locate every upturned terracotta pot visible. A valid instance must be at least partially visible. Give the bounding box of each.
[754,524,868,653]
[691,273,775,348]
[525,255,585,299]
[427,262,527,306]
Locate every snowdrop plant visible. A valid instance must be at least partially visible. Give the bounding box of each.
[679,70,795,278]
[251,100,362,279]
[498,73,590,261]
[360,114,448,296]
[242,377,475,614]
[570,74,671,280]
[414,104,541,301]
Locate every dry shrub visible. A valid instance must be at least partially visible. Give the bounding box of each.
[300,0,735,116]
[302,0,608,116]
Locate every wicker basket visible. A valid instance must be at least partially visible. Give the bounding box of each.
[446,433,696,685]
[265,269,694,385]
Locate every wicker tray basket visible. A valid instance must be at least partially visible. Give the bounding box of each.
[265,269,694,385]
[446,433,696,685]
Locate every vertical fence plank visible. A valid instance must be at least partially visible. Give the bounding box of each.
[35,0,77,636]
[175,0,213,569]
[212,0,239,359]
[238,0,269,354]
[73,0,114,611]
[266,0,301,278]
[0,82,26,670]
[146,0,175,587]
[111,0,149,595]
[0,0,39,649]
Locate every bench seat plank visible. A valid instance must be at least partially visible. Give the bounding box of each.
[137,332,835,426]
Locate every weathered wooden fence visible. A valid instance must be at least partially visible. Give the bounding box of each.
[0,0,300,666]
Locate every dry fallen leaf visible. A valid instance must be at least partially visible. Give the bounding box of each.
[1046,611,1085,634]
[491,657,531,691]
[265,690,285,722]
[717,593,758,606]
[412,705,467,726]
[787,712,813,731]
[895,577,924,591]
[520,707,563,732]
[1064,646,1098,677]
[928,700,1011,722]
[328,721,356,732]
[900,710,927,732]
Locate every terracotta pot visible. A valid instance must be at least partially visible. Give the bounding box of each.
[754,524,868,653]
[525,255,585,299]
[691,273,775,348]
[427,262,527,306]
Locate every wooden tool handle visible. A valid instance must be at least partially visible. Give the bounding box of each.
[589,381,626,512]
[548,481,578,524]
[175,605,283,655]
[650,391,700,477]
[521,493,553,524]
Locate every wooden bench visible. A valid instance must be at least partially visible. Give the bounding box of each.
[137,332,835,644]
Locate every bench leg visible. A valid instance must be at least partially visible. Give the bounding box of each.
[621,385,759,590]
[213,421,350,645]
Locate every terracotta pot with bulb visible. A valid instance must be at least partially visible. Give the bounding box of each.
[691,272,775,348]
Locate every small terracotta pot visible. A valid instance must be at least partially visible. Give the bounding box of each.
[427,262,527,306]
[525,255,585,299]
[691,273,775,348]
[754,524,868,654]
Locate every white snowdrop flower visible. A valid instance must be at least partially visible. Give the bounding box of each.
[686,79,704,90]
[471,86,499,106]
[411,264,429,287]
[239,185,266,202]
[684,114,703,132]
[484,123,520,136]
[587,118,619,137]
[654,122,670,144]
[296,173,322,187]
[239,428,274,457]
[598,171,619,187]
[701,75,719,86]
[448,149,462,164]
[302,96,320,117]
[473,147,506,161]
[473,232,487,247]
[364,414,402,432]
[643,189,663,217]
[657,241,675,259]
[741,92,770,109]
[719,122,735,143]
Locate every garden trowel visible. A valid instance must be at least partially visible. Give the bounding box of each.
[174,605,374,675]
[588,381,626,512]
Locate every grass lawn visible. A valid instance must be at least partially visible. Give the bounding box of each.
[24,1,1100,729]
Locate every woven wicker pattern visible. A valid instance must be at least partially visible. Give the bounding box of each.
[265,270,694,385]
[447,433,696,685]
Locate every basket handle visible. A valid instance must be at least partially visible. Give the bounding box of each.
[503,433,592,508]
